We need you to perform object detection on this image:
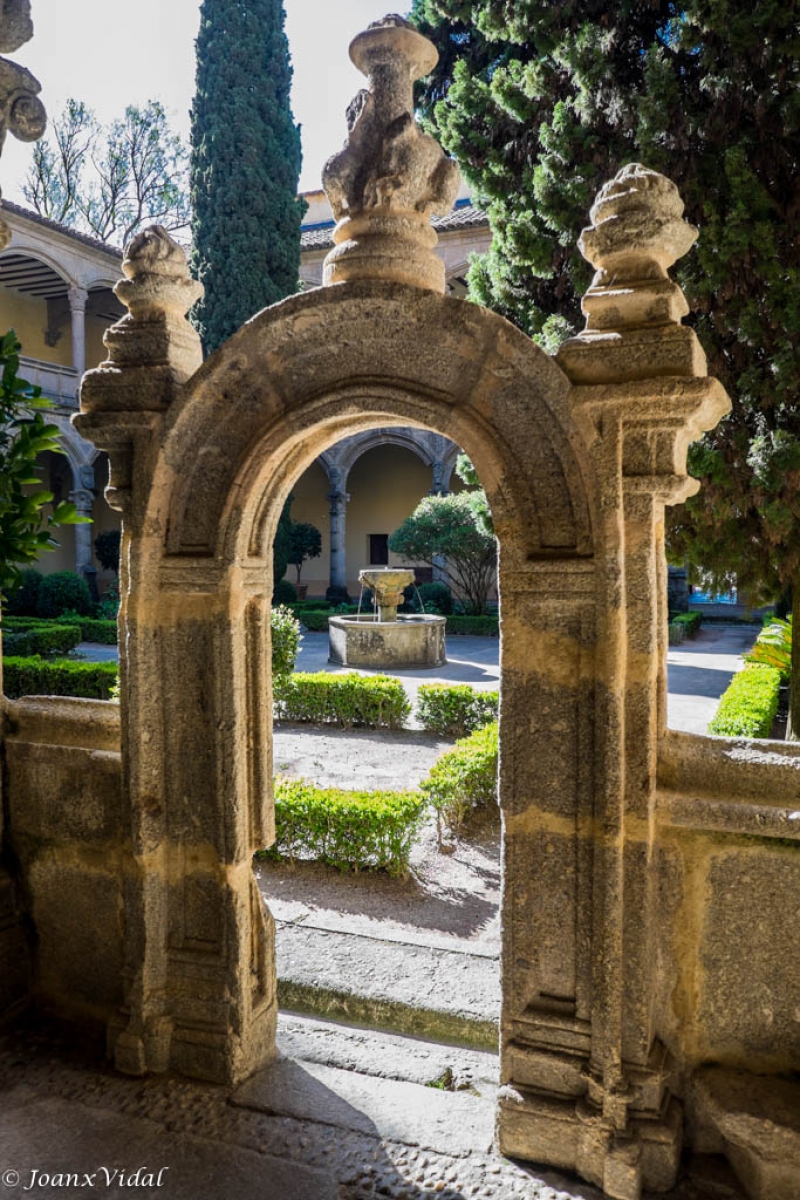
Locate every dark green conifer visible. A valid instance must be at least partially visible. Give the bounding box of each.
[413,0,800,727]
[190,0,303,355]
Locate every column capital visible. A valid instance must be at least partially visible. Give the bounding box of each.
[69,487,94,515]
[68,284,89,310]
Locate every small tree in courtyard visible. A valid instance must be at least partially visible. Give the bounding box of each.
[288,521,322,586]
[389,492,496,615]
[0,332,88,596]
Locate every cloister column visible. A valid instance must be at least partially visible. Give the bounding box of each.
[68,285,88,379]
[68,485,95,582]
[327,467,350,595]
[429,461,448,585]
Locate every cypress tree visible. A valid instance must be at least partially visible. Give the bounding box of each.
[190,0,304,355]
[413,0,800,727]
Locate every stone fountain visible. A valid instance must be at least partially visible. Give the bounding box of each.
[328,567,446,668]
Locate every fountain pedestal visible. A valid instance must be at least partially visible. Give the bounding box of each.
[328,567,447,669]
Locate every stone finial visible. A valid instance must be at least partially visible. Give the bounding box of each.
[0,0,45,252]
[556,164,707,384]
[78,226,203,417]
[116,225,203,322]
[322,14,460,292]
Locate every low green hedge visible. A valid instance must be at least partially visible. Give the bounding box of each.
[3,615,118,645]
[3,655,118,700]
[671,611,702,636]
[420,721,499,836]
[416,683,499,738]
[274,671,410,728]
[72,618,118,644]
[2,621,82,656]
[708,664,781,738]
[446,615,499,637]
[261,778,424,876]
[297,609,331,631]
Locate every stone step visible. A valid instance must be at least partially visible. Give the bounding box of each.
[276,920,500,1050]
[233,1037,496,1159]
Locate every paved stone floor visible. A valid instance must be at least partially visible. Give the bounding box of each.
[0,1019,746,1200]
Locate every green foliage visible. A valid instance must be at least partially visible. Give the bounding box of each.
[415,581,453,615]
[36,571,93,619]
[446,614,498,636]
[288,521,322,584]
[73,618,118,644]
[745,617,791,682]
[412,0,800,614]
[389,491,496,615]
[274,672,411,729]
[271,604,302,679]
[94,529,120,573]
[273,578,298,606]
[416,683,498,738]
[2,621,81,657]
[24,98,190,245]
[4,568,43,616]
[3,655,118,700]
[296,609,330,632]
[0,334,89,593]
[190,0,304,354]
[262,778,424,876]
[454,454,494,537]
[420,721,499,836]
[671,612,702,637]
[708,664,781,739]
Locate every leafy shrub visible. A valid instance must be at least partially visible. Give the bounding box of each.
[273,578,298,605]
[325,585,350,606]
[74,618,118,644]
[274,671,410,728]
[446,615,499,637]
[708,664,782,738]
[421,721,499,838]
[417,581,453,615]
[36,571,93,618]
[94,529,121,573]
[289,599,331,612]
[95,582,120,619]
[297,609,331,632]
[416,683,498,738]
[745,616,791,681]
[671,611,702,636]
[262,778,424,876]
[3,655,118,699]
[4,568,43,616]
[2,622,81,656]
[271,604,301,678]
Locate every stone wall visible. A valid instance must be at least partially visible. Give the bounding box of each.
[655,732,800,1078]
[3,697,125,1028]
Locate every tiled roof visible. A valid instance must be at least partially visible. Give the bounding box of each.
[300,200,488,252]
[1,200,124,258]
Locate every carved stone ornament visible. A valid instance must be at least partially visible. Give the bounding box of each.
[0,0,45,252]
[116,224,203,322]
[322,14,461,292]
[557,163,707,383]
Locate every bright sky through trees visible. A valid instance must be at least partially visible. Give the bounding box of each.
[1,0,400,202]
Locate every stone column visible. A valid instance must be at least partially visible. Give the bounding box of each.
[69,485,95,588]
[68,285,88,379]
[327,469,350,596]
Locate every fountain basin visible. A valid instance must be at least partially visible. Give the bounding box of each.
[328,613,446,668]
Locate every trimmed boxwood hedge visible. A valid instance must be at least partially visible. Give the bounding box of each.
[671,611,702,637]
[420,721,499,836]
[261,778,424,876]
[708,663,781,738]
[2,623,82,657]
[3,615,118,645]
[274,671,410,728]
[446,615,499,637]
[416,683,498,738]
[3,656,118,699]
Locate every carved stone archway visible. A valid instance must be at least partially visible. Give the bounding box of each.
[74,19,729,1200]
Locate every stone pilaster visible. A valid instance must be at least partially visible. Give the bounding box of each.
[68,485,94,578]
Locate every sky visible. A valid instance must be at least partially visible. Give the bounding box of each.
[1,0,406,203]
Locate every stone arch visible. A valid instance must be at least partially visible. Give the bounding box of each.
[0,245,75,291]
[325,426,438,491]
